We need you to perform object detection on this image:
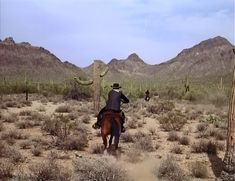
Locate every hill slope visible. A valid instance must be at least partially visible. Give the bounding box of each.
[0,37,86,82]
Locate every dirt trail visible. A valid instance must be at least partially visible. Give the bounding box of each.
[126,157,160,181]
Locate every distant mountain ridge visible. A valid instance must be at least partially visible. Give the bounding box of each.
[0,36,234,84]
[0,37,86,82]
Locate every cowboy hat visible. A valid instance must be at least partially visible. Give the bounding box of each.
[111,83,121,89]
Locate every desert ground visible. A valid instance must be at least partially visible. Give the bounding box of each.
[0,93,228,181]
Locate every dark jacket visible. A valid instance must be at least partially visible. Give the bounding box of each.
[105,90,129,111]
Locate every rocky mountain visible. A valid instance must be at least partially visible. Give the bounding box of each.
[153,36,234,82]
[0,37,86,82]
[83,36,234,83]
[0,36,234,84]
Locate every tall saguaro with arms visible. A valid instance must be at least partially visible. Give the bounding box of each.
[74,60,109,115]
[219,48,235,181]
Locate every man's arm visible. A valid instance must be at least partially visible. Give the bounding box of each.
[121,93,129,103]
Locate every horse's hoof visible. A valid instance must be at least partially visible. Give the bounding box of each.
[103,149,108,155]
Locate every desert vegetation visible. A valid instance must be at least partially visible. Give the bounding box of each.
[0,81,230,180]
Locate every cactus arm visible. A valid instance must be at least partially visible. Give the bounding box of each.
[74,77,93,85]
[100,67,109,77]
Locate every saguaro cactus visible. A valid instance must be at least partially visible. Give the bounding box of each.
[74,60,108,114]
[219,49,235,181]
[184,76,190,93]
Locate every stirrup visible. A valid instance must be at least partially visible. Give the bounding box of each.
[121,127,126,133]
[92,123,100,129]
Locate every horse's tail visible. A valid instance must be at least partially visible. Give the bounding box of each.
[110,118,120,137]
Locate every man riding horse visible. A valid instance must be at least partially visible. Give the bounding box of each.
[92,83,129,132]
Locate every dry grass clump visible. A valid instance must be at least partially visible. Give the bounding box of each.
[31,145,43,156]
[5,101,18,108]
[19,110,32,116]
[147,100,174,114]
[191,161,208,178]
[0,141,25,163]
[2,113,18,123]
[121,132,135,143]
[41,114,71,137]
[191,139,217,154]
[171,145,183,154]
[159,111,187,131]
[148,127,156,135]
[1,129,28,144]
[167,131,180,141]
[197,123,209,132]
[126,118,137,129]
[0,120,4,131]
[134,134,154,152]
[80,115,90,124]
[19,140,32,149]
[55,105,72,113]
[74,157,129,181]
[56,133,88,151]
[16,120,36,129]
[155,155,185,181]
[214,130,226,140]
[90,143,104,154]
[179,136,190,145]
[0,158,14,179]
[29,159,72,181]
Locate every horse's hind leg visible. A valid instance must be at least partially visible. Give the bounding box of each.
[114,136,120,150]
[102,135,107,149]
[109,135,113,148]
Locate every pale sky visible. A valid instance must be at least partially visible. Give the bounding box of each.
[0,0,234,67]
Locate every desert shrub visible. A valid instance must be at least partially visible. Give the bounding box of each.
[197,123,209,132]
[156,155,185,181]
[0,121,4,131]
[214,130,226,140]
[2,113,18,123]
[41,115,71,137]
[159,111,187,131]
[179,136,190,145]
[74,157,129,181]
[0,159,14,179]
[19,110,32,116]
[210,91,228,107]
[19,140,31,149]
[31,145,43,156]
[148,127,156,135]
[191,161,208,178]
[1,129,28,140]
[134,135,154,152]
[191,139,217,154]
[121,132,135,143]
[16,120,36,129]
[29,159,71,181]
[202,114,223,124]
[91,144,104,154]
[80,115,90,124]
[55,105,72,113]
[56,133,88,151]
[182,90,199,101]
[147,100,174,114]
[5,101,18,108]
[126,118,137,129]
[167,131,179,141]
[171,145,183,154]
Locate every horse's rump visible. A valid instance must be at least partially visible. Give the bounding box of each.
[101,111,121,136]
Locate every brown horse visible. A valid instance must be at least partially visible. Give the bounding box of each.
[100,111,122,151]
